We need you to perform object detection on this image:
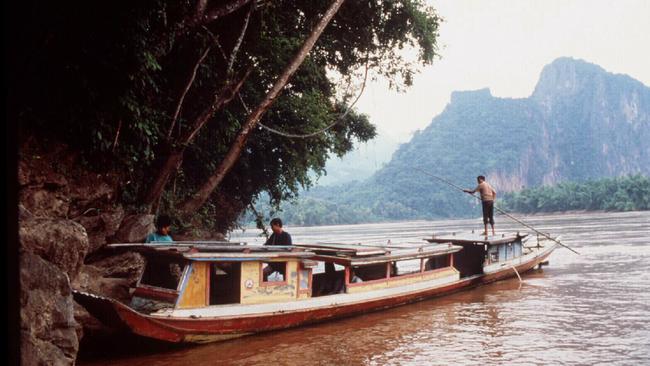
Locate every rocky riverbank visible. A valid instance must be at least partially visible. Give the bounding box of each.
[18,141,156,365]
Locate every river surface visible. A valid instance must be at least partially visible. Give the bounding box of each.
[79,211,650,366]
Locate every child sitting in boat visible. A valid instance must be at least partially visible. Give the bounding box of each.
[145,214,174,244]
[350,268,363,283]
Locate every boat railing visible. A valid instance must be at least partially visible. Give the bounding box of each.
[108,242,307,253]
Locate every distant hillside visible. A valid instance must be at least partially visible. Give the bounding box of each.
[288,57,650,222]
[314,133,399,186]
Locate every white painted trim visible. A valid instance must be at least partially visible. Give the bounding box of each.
[483,244,556,274]
[153,271,460,319]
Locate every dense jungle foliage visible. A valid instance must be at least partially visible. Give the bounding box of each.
[11,0,441,233]
[500,175,650,213]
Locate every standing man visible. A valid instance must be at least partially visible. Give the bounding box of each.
[464,176,497,236]
[263,218,292,280]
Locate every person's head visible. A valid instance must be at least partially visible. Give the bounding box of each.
[156,215,172,236]
[477,175,486,183]
[270,218,284,234]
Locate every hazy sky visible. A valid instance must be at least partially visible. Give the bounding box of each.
[354,0,650,143]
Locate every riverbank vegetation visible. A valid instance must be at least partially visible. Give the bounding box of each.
[12,0,442,233]
[500,175,650,213]
[250,175,650,226]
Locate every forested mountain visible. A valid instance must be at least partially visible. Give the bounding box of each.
[287,58,650,222]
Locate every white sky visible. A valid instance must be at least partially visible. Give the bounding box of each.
[355,0,650,143]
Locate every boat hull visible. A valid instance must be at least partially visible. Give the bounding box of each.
[73,244,555,343]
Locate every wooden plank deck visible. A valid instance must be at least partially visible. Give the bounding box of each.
[426,232,528,245]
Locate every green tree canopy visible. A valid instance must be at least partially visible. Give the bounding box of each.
[12,0,441,233]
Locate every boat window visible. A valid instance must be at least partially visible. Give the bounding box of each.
[392,259,422,277]
[261,262,287,283]
[354,263,388,281]
[312,262,345,296]
[349,266,364,283]
[209,262,241,305]
[140,256,186,290]
[424,255,450,271]
[299,269,310,290]
[454,243,486,277]
[498,244,507,261]
[312,262,345,274]
[489,246,499,262]
[513,242,522,257]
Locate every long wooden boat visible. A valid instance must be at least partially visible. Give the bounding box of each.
[73,232,557,343]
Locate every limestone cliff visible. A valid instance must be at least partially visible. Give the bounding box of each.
[306,58,650,219]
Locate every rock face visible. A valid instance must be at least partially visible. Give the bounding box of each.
[17,140,231,364]
[20,251,79,366]
[17,142,148,365]
[19,218,89,279]
[73,252,145,304]
[19,217,90,366]
[113,214,155,244]
[75,206,125,254]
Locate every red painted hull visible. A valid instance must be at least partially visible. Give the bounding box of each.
[73,246,555,343]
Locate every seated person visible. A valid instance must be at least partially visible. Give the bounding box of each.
[266,270,284,282]
[424,258,434,271]
[263,218,292,280]
[145,215,174,244]
[264,218,292,246]
[349,268,363,283]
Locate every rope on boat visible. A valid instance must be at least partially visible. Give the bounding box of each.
[412,167,580,255]
[510,264,522,283]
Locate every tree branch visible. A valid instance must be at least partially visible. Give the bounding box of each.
[203,0,252,24]
[227,1,254,76]
[153,0,253,61]
[180,0,347,214]
[143,68,252,207]
[168,46,212,139]
[112,119,122,152]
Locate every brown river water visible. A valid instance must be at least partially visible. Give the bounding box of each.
[79,211,650,365]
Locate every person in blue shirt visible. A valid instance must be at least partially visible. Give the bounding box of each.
[145,214,174,244]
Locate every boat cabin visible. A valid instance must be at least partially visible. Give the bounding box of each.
[427,232,529,277]
[115,241,462,313]
[299,242,461,296]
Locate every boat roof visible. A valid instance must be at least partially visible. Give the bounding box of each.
[425,232,528,245]
[107,242,313,261]
[296,242,463,266]
[108,241,461,264]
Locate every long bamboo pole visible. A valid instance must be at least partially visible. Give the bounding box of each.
[413,167,580,255]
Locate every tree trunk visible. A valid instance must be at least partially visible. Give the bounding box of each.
[179,0,347,214]
[142,70,251,208]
